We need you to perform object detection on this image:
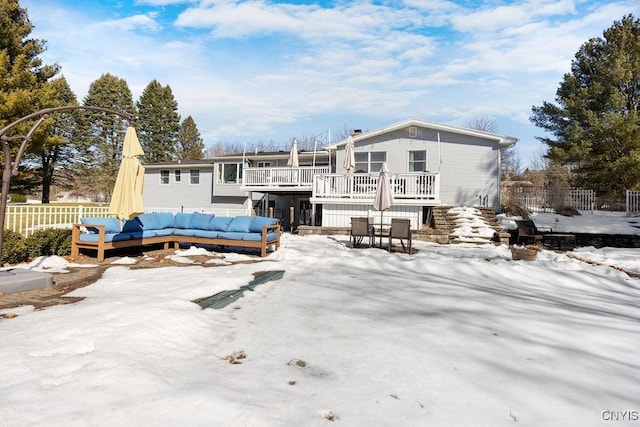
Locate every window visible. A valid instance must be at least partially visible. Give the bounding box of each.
[409,151,427,172]
[174,170,181,182]
[257,161,271,168]
[409,126,417,137]
[354,152,387,173]
[160,170,169,185]
[370,152,386,172]
[218,163,243,184]
[190,169,200,185]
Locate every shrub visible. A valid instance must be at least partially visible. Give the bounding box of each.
[25,229,72,259]
[556,206,580,216]
[9,193,27,203]
[1,229,29,266]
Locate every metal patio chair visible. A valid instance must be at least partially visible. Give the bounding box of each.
[350,217,374,248]
[388,218,412,253]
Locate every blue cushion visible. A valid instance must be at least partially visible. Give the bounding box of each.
[80,217,121,234]
[209,216,233,231]
[173,228,196,237]
[217,231,245,240]
[249,216,277,233]
[192,230,219,239]
[156,212,175,229]
[153,228,177,237]
[189,212,214,230]
[127,230,158,239]
[173,212,192,229]
[227,216,254,233]
[242,232,279,242]
[122,217,142,232]
[79,232,132,243]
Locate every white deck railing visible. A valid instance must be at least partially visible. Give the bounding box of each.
[312,173,440,200]
[243,166,330,188]
[4,204,111,237]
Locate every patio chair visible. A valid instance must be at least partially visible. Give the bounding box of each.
[516,220,544,245]
[350,217,374,248]
[388,218,412,253]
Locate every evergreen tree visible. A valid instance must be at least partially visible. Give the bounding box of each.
[178,116,205,160]
[0,0,59,136]
[137,80,180,163]
[24,77,79,202]
[530,14,640,196]
[74,73,136,199]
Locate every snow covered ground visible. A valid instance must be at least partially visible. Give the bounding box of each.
[1,210,640,426]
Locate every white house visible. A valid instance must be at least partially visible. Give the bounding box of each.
[142,119,517,230]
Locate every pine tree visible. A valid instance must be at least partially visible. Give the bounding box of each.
[0,0,59,133]
[530,14,640,196]
[74,73,137,199]
[24,77,79,202]
[137,80,180,163]
[178,116,205,160]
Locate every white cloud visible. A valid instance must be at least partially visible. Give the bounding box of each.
[21,0,640,165]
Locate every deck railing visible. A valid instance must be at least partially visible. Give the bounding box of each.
[4,204,111,237]
[3,205,251,237]
[312,172,440,200]
[243,166,330,188]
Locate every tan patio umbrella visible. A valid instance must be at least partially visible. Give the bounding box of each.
[373,162,394,246]
[108,126,145,220]
[287,138,299,168]
[343,135,356,172]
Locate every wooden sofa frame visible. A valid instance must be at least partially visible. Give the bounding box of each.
[71,222,281,262]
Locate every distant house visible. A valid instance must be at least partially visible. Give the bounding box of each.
[142,118,517,230]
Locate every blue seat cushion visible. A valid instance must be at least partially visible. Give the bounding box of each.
[249,216,277,233]
[156,212,175,229]
[227,216,254,233]
[173,228,196,237]
[173,212,192,229]
[209,216,233,231]
[80,217,121,234]
[217,231,245,240]
[242,232,279,242]
[126,230,158,239]
[192,230,219,239]
[79,232,132,243]
[153,228,177,237]
[189,212,214,230]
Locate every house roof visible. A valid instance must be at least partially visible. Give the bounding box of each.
[324,118,518,149]
[214,150,329,162]
[143,159,214,169]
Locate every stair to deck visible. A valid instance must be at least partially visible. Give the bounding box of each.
[426,205,510,245]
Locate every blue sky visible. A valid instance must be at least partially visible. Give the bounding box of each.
[22,0,639,167]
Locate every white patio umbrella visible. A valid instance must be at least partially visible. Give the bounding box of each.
[373,162,394,246]
[287,138,299,168]
[108,126,145,221]
[343,135,356,172]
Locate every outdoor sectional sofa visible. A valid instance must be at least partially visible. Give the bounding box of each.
[71,212,281,262]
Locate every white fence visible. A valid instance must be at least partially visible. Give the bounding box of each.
[512,189,594,213]
[3,205,251,237]
[627,190,640,214]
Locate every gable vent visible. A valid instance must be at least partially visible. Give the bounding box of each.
[408,126,417,137]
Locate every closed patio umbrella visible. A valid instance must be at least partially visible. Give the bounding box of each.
[287,138,299,168]
[343,135,356,172]
[373,162,394,246]
[108,126,145,220]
